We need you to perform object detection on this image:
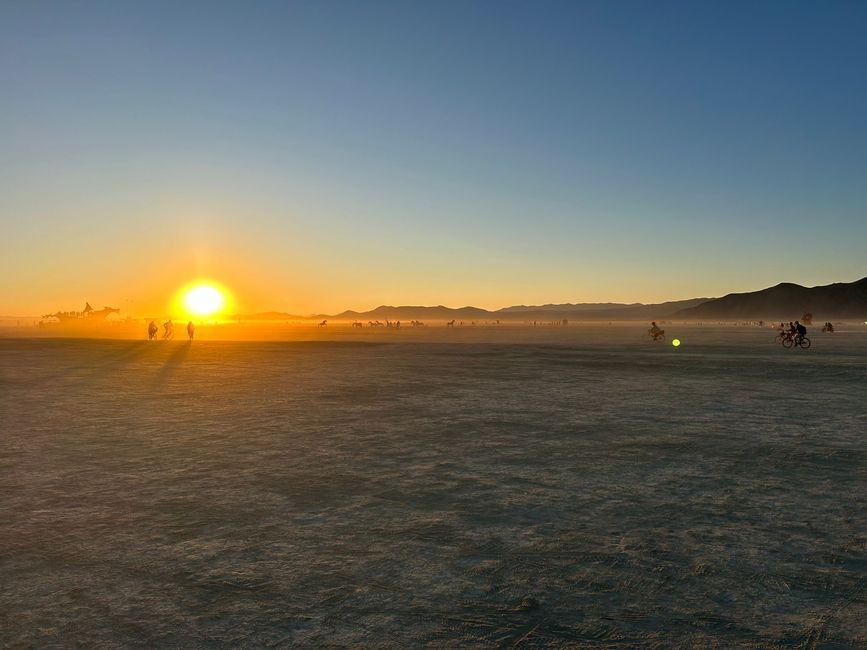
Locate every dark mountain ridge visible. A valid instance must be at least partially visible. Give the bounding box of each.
[497,302,638,313]
[675,277,867,319]
[332,305,492,321]
[234,278,867,322]
[237,298,710,322]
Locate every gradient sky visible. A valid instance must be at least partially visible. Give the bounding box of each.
[2,1,866,316]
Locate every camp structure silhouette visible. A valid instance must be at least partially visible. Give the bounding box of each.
[40,301,121,325]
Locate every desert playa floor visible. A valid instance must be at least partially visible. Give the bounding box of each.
[1,325,866,647]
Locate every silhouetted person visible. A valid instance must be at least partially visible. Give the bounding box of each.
[163,319,174,340]
[795,320,807,341]
[147,320,158,340]
[187,321,195,341]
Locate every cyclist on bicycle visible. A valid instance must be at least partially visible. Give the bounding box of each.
[795,320,807,342]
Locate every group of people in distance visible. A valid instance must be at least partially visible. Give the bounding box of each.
[147,319,195,341]
[821,321,835,333]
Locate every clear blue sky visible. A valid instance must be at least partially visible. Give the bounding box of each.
[2,1,866,314]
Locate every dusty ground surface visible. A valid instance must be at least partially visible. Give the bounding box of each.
[1,326,866,647]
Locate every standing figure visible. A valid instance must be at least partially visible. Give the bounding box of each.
[187,321,195,341]
[147,320,158,340]
[163,319,174,340]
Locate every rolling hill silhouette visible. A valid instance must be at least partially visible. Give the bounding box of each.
[675,277,867,319]
[239,298,709,322]
[235,278,867,322]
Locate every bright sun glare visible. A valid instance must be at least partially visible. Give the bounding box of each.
[183,284,225,317]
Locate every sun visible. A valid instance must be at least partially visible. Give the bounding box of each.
[182,283,226,317]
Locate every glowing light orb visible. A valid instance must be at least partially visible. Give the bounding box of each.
[183,285,225,317]
[672,338,681,347]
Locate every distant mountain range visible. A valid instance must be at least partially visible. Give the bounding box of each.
[674,277,867,319]
[240,298,710,322]
[235,277,867,322]
[485,299,711,322]
[497,302,639,313]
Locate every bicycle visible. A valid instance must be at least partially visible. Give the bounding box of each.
[647,328,665,341]
[781,333,811,349]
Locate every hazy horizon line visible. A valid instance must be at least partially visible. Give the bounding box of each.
[4,274,866,321]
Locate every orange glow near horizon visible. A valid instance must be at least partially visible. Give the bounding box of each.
[174,281,233,319]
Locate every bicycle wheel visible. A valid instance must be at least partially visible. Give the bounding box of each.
[782,337,794,349]
[799,337,811,349]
